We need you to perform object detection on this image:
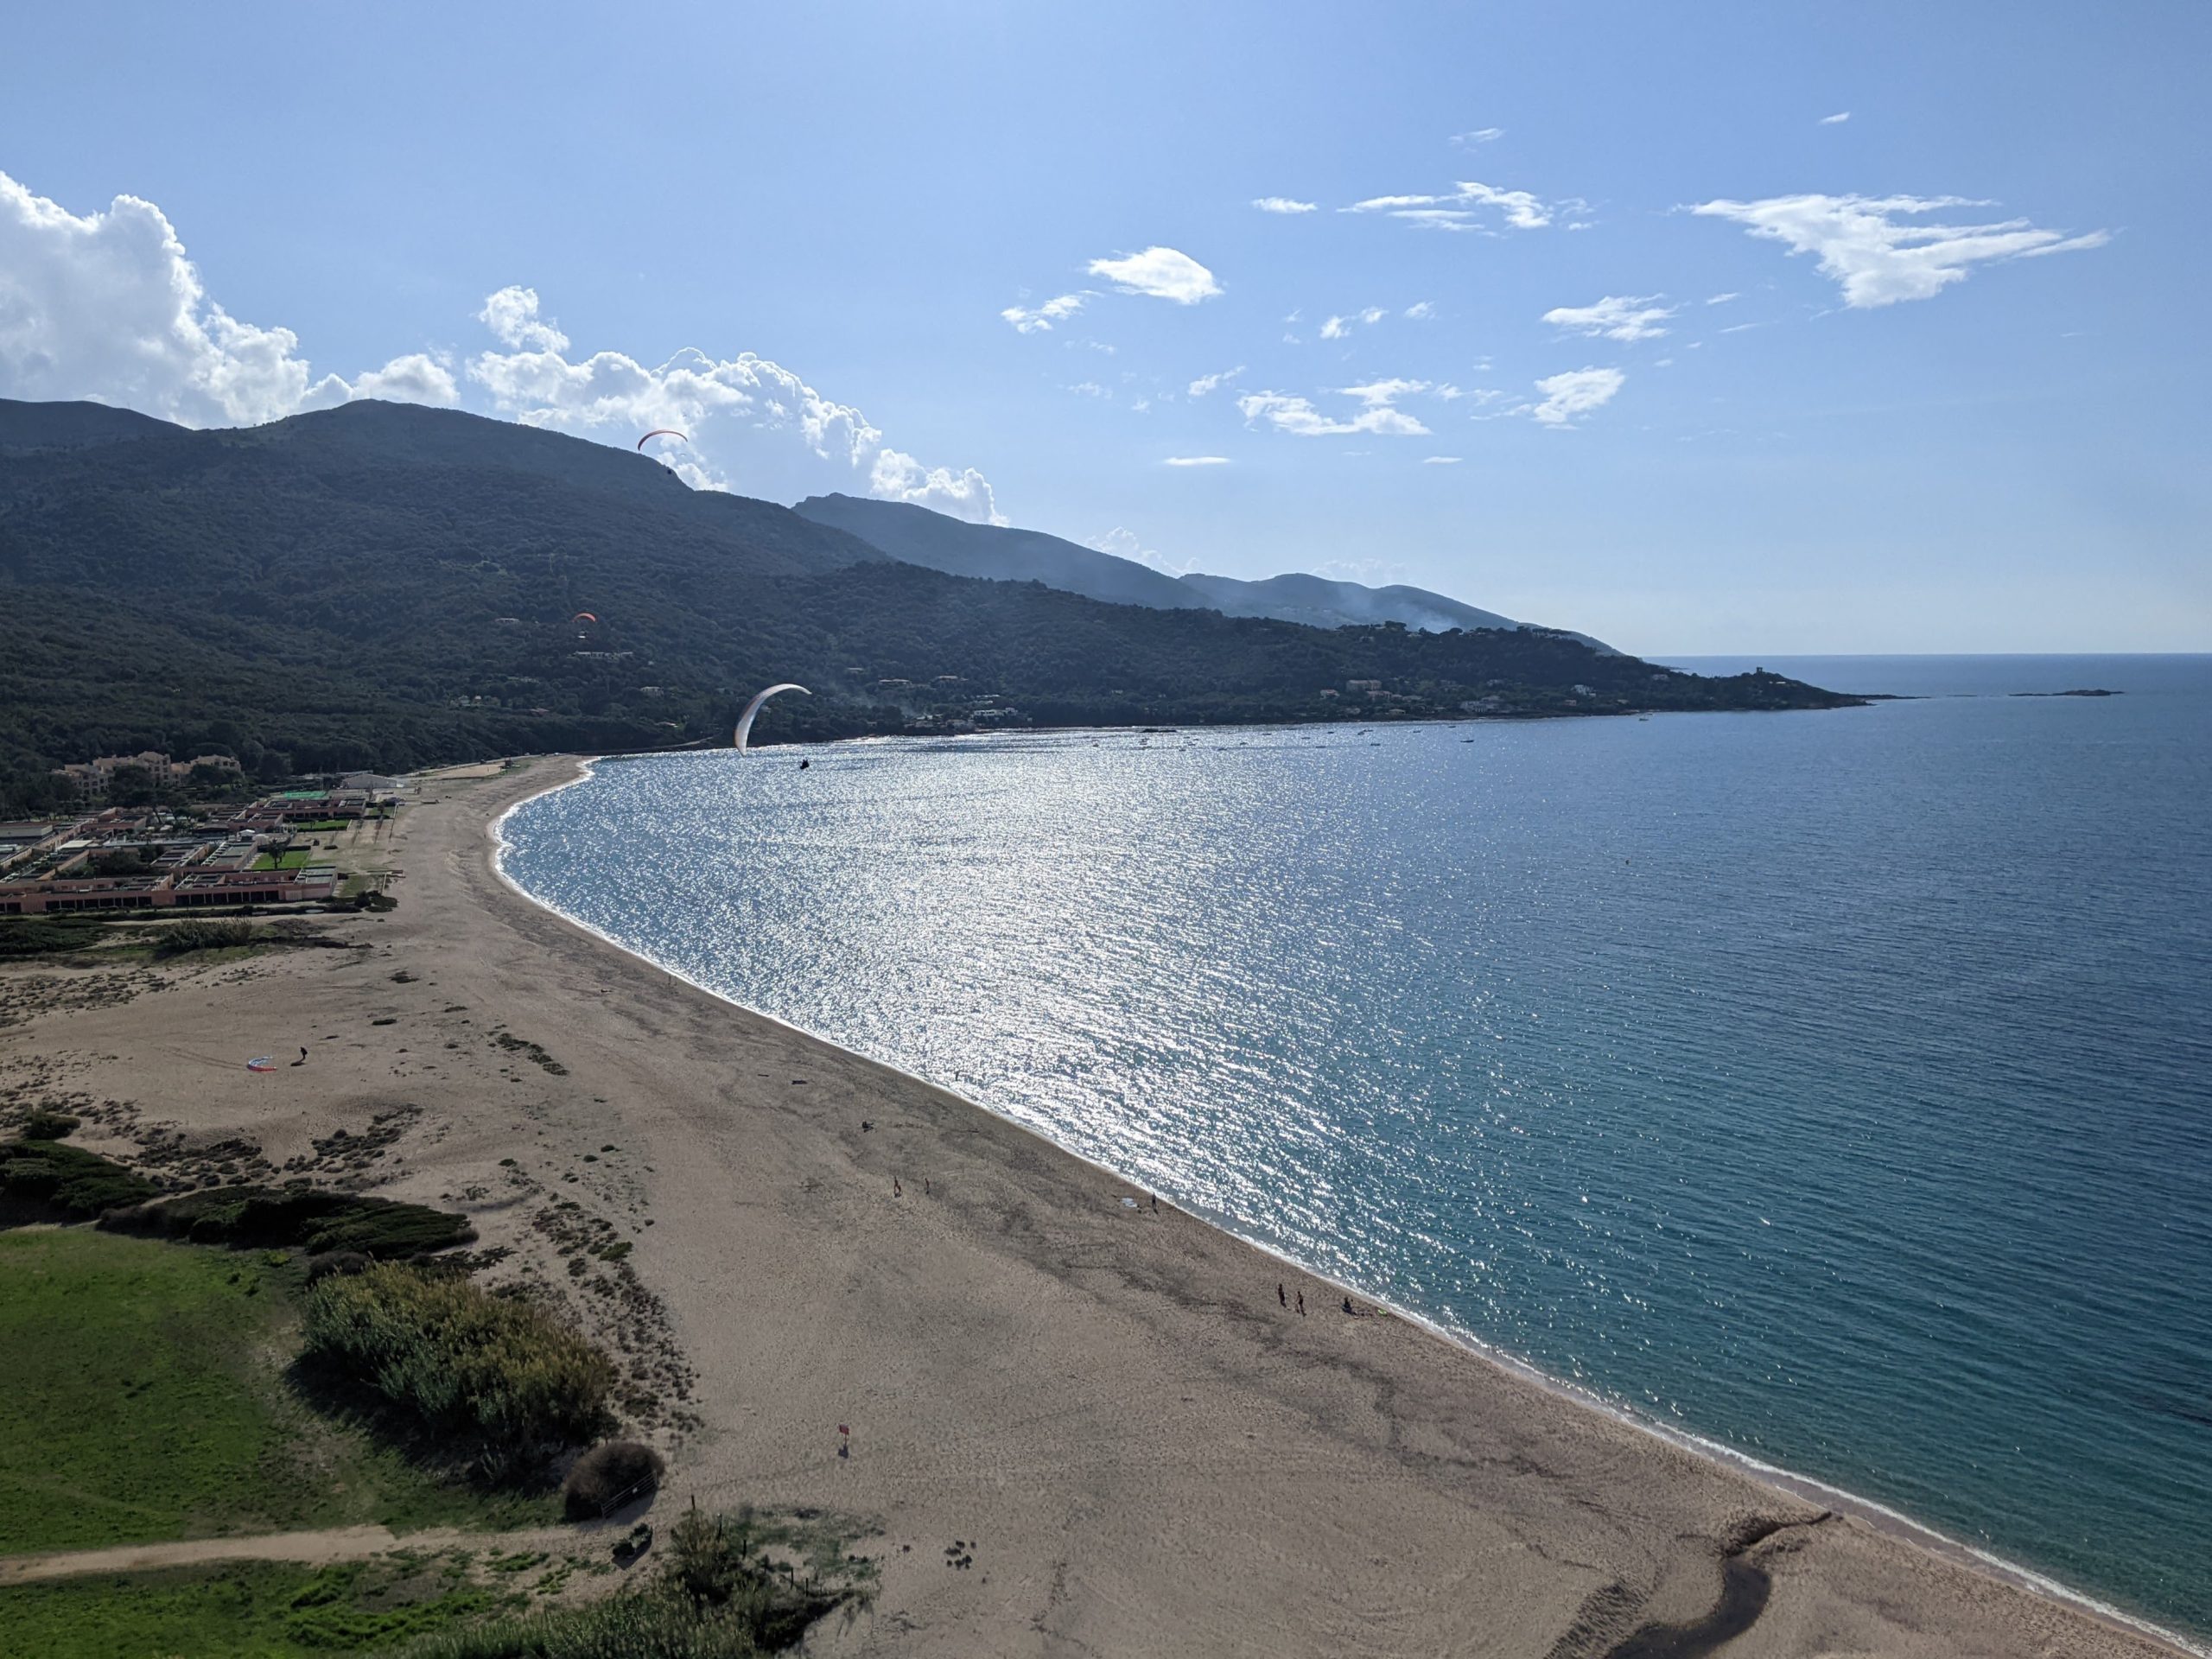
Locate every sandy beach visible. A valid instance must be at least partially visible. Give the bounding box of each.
[0,754,2188,1659]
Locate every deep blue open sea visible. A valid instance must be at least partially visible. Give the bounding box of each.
[500,654,2211,1643]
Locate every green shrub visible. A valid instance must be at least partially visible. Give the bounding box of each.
[0,1138,160,1217]
[155,918,257,956]
[104,1185,474,1257]
[563,1440,664,1520]
[303,1263,613,1452]
[0,917,106,959]
[16,1110,80,1141]
[391,1592,766,1658]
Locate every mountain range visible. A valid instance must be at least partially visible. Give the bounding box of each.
[0,397,1852,814]
[793,493,1614,650]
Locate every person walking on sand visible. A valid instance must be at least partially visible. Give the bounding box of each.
[1279,1282,1287,1308]
[1343,1295,1356,1315]
[1296,1290,1305,1316]
[893,1178,903,1198]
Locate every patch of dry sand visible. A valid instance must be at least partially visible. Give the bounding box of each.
[0,757,2187,1658]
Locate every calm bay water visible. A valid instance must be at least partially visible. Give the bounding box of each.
[501,654,2212,1641]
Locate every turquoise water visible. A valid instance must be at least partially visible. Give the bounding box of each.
[500,654,2212,1642]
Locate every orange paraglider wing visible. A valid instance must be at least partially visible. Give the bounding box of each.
[637,429,689,450]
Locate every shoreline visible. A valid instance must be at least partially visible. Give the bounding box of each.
[493,753,2202,1659]
[4,751,2193,1656]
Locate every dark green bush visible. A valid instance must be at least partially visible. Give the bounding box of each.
[104,1185,474,1257]
[0,1138,160,1217]
[304,1249,372,1283]
[16,1110,80,1141]
[563,1440,664,1520]
[0,917,106,959]
[155,918,257,956]
[391,1593,765,1658]
[303,1262,613,1452]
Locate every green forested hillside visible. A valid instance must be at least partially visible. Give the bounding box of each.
[0,399,1855,813]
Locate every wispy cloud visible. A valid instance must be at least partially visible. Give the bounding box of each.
[1530,366,1624,427]
[1000,292,1089,334]
[1422,454,1464,464]
[1252,196,1318,215]
[1343,180,1558,232]
[1542,294,1678,342]
[1163,454,1231,467]
[1689,194,2108,308]
[1086,246,1224,303]
[1403,301,1436,320]
[1088,525,1197,575]
[1819,111,1852,125]
[1452,128,1505,146]
[1186,365,1245,397]
[1237,380,1431,437]
[1705,292,1740,305]
[1319,305,1389,340]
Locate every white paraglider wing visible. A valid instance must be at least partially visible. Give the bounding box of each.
[734,683,810,751]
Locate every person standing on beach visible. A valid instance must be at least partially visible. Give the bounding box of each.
[1279,1282,1287,1308]
[1296,1290,1305,1316]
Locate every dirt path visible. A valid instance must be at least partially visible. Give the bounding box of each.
[0,1522,582,1586]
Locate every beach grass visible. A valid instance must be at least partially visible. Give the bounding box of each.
[0,1557,519,1659]
[0,1229,553,1555]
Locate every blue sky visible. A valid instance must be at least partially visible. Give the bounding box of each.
[3,2,2205,652]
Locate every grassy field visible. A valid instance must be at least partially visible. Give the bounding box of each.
[0,1557,524,1659]
[250,849,315,872]
[0,1229,553,1555]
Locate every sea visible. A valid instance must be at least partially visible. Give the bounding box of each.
[498,654,2212,1645]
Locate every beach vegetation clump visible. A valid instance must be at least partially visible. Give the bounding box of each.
[303,1262,614,1454]
[106,1184,475,1258]
[562,1439,664,1520]
[0,916,111,959]
[154,918,258,956]
[0,1135,162,1218]
[392,1503,874,1658]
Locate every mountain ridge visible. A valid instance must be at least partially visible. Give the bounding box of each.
[0,397,1856,814]
[795,491,1613,650]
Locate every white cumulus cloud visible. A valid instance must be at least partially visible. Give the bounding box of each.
[478,285,569,352]
[0,169,995,520]
[467,299,1003,521]
[1086,246,1223,304]
[345,353,459,406]
[1001,292,1089,334]
[1252,197,1318,214]
[1344,180,1556,232]
[1237,381,1431,437]
[1689,193,2108,308]
[1163,454,1230,466]
[0,168,450,424]
[1542,294,1678,342]
[1186,365,1244,397]
[1403,301,1436,320]
[1530,366,1624,427]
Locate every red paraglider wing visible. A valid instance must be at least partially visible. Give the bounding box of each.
[572,611,598,624]
[636,429,689,450]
